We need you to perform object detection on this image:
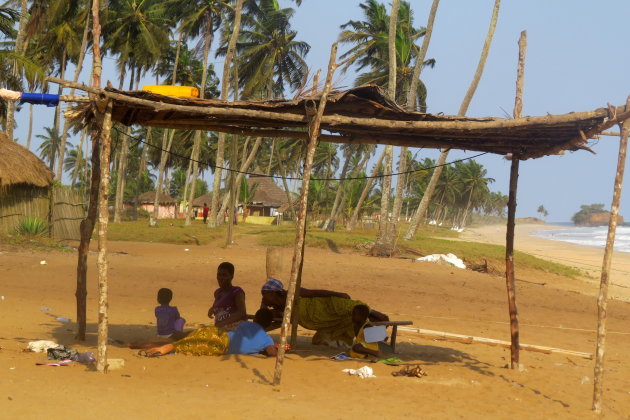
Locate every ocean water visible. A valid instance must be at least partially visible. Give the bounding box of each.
[531,224,630,253]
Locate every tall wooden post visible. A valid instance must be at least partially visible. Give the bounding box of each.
[288,70,321,347]
[96,100,113,373]
[504,30,527,368]
[273,43,338,386]
[592,97,630,412]
[75,0,103,340]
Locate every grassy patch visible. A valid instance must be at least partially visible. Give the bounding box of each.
[107,219,225,245]
[0,234,75,252]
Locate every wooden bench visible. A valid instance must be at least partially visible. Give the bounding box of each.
[369,321,413,353]
[247,315,412,353]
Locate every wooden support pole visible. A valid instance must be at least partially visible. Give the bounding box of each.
[592,96,630,413]
[505,157,520,368]
[273,43,338,386]
[289,70,321,347]
[504,30,527,369]
[75,0,103,341]
[398,327,593,360]
[96,99,113,373]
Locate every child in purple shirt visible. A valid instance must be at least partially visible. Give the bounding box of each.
[155,288,186,339]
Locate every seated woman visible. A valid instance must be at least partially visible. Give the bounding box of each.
[143,309,278,357]
[260,278,388,347]
[209,262,247,331]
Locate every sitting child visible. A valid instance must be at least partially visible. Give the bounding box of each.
[349,304,385,359]
[155,288,186,340]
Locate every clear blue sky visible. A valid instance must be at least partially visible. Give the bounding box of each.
[13,0,630,222]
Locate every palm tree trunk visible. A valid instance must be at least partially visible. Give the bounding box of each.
[150,130,174,226]
[404,0,501,240]
[185,132,201,226]
[182,148,194,218]
[460,185,475,227]
[347,148,385,230]
[5,0,30,140]
[391,146,407,222]
[266,139,276,175]
[56,5,91,180]
[406,0,440,111]
[133,126,150,219]
[211,0,244,227]
[71,128,88,187]
[26,104,33,149]
[387,0,400,100]
[323,149,352,230]
[217,137,262,219]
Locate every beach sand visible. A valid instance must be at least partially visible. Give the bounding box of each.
[1,230,629,419]
[459,223,630,301]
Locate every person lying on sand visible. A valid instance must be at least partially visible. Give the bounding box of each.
[260,279,388,347]
[140,309,278,357]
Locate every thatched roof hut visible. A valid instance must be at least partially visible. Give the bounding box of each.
[248,173,287,208]
[0,132,53,193]
[136,191,177,204]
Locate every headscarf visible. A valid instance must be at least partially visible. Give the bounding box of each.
[261,277,284,293]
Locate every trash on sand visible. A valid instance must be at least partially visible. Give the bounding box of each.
[55,316,70,323]
[416,253,466,269]
[76,352,95,364]
[40,307,51,311]
[39,260,47,265]
[1,296,5,301]
[342,366,376,378]
[392,365,428,378]
[48,346,78,361]
[184,248,190,252]
[27,340,62,353]
[331,353,349,360]
[36,359,73,367]
[107,359,125,370]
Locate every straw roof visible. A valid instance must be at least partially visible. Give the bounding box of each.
[0,132,53,190]
[192,193,212,207]
[137,191,177,204]
[69,84,623,160]
[248,173,287,208]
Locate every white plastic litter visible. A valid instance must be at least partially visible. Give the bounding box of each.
[416,253,466,269]
[342,366,376,378]
[56,316,70,323]
[39,260,47,265]
[184,248,190,252]
[40,307,51,311]
[28,340,62,353]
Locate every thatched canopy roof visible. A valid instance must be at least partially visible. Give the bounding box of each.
[137,191,177,204]
[192,193,212,207]
[68,84,624,160]
[0,132,53,190]
[248,173,287,208]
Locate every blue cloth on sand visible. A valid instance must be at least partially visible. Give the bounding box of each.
[227,322,274,355]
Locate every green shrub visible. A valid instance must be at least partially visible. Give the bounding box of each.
[14,217,48,237]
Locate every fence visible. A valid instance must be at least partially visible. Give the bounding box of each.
[0,185,85,241]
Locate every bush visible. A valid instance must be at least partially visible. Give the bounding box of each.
[14,217,48,237]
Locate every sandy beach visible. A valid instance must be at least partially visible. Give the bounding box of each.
[459,223,630,301]
[1,230,629,419]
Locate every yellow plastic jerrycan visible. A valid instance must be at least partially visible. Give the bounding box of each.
[142,85,199,98]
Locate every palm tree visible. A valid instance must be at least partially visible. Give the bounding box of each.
[404,0,501,240]
[456,160,494,226]
[36,126,64,170]
[239,176,258,223]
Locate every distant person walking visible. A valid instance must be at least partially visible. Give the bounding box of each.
[202,202,209,224]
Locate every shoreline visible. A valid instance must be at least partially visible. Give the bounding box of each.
[459,223,630,301]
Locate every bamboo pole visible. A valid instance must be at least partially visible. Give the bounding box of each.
[273,43,339,386]
[503,30,527,369]
[289,71,321,345]
[397,327,592,359]
[96,100,113,373]
[592,96,630,413]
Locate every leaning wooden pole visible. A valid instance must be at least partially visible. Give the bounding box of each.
[75,0,104,340]
[96,99,113,373]
[504,30,527,368]
[273,43,338,386]
[592,96,630,413]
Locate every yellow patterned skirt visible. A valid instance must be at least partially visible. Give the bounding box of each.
[173,327,229,356]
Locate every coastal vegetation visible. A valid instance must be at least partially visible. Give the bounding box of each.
[0,0,508,238]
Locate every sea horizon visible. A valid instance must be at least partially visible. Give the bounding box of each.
[530,223,630,253]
